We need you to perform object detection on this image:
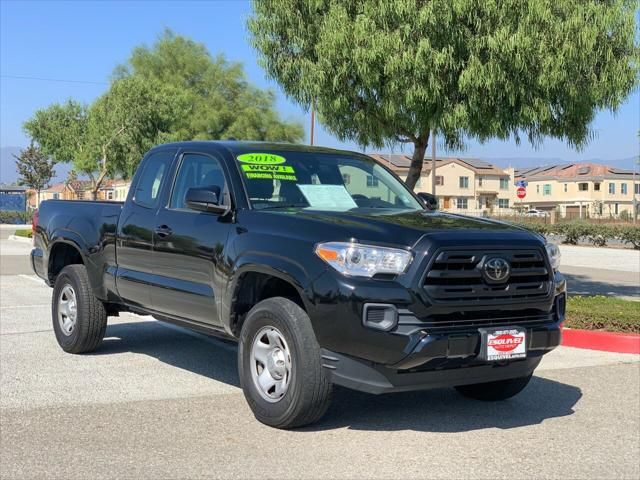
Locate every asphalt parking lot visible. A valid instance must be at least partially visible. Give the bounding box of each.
[1,237,639,479]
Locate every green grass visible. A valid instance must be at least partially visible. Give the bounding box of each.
[565,296,640,333]
[14,229,32,238]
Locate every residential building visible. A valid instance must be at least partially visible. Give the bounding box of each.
[516,163,639,219]
[368,154,515,213]
[29,179,132,208]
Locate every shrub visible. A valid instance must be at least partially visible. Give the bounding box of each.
[557,221,591,244]
[0,210,32,224]
[618,225,640,249]
[14,229,32,238]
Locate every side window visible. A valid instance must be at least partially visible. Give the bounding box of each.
[133,150,174,208]
[170,153,228,209]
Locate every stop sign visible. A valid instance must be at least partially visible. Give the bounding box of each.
[516,186,526,199]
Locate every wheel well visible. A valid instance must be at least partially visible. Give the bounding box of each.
[48,243,83,283]
[231,272,305,336]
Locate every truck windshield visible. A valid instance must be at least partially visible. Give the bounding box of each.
[236,151,423,212]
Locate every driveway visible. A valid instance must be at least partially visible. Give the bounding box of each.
[1,243,639,479]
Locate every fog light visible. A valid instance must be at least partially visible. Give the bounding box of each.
[363,304,398,331]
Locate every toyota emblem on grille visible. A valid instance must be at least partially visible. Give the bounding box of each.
[483,257,510,283]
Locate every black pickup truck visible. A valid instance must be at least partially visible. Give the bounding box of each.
[32,141,566,428]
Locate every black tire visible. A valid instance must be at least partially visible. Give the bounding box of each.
[52,264,107,354]
[238,297,333,429]
[454,374,533,401]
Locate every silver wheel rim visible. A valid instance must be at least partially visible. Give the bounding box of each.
[250,326,292,403]
[57,285,77,336]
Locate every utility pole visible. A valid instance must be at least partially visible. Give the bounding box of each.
[431,129,436,195]
[310,106,315,146]
[633,165,637,224]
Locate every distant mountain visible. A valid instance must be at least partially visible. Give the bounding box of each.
[477,155,639,172]
[0,146,73,186]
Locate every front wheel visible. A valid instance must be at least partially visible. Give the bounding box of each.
[454,374,533,401]
[238,297,332,429]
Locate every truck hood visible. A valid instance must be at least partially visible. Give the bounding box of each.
[256,208,541,249]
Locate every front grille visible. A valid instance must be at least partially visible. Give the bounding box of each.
[419,308,555,333]
[423,248,552,303]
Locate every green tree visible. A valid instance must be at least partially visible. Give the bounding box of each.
[78,76,186,198]
[25,77,184,199]
[23,100,88,164]
[13,143,55,205]
[249,0,639,189]
[115,29,304,143]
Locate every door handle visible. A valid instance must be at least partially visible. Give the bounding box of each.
[154,225,173,238]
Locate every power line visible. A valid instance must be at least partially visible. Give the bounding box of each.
[0,74,107,85]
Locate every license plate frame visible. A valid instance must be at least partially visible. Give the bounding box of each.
[478,327,527,361]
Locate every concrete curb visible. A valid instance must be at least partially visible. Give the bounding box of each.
[562,327,640,354]
[7,235,32,244]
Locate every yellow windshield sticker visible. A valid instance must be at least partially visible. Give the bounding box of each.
[245,172,297,181]
[237,153,286,165]
[241,164,295,174]
[240,162,297,181]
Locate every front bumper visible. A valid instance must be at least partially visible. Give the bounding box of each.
[310,269,566,394]
[322,349,545,394]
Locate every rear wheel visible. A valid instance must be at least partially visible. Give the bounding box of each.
[454,375,532,401]
[238,297,332,429]
[52,264,107,354]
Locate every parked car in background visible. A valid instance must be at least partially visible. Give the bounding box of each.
[525,209,550,218]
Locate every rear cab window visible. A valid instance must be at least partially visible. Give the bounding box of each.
[133,150,175,208]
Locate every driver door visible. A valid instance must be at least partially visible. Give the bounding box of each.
[151,151,232,326]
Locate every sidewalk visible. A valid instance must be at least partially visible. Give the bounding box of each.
[559,244,640,273]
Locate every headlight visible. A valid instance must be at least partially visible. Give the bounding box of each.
[315,242,412,277]
[545,242,561,271]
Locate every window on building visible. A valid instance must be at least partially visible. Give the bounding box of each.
[615,203,619,215]
[456,198,468,209]
[536,185,540,194]
[543,184,552,196]
[435,176,444,186]
[342,173,351,185]
[608,183,615,194]
[478,177,483,187]
[621,183,627,195]
[578,183,588,192]
[499,178,509,190]
[498,199,509,209]
[107,191,114,200]
[635,184,640,195]
[366,175,379,188]
[53,193,60,200]
[594,183,601,191]
[459,176,469,189]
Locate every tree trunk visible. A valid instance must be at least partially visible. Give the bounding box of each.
[405,132,430,191]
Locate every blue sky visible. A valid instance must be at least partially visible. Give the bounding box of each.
[1,0,638,163]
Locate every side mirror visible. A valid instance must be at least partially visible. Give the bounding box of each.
[416,192,438,210]
[185,186,228,214]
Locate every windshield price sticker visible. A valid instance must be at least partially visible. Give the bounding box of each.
[237,153,286,165]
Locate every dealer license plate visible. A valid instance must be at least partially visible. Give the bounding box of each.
[479,328,526,361]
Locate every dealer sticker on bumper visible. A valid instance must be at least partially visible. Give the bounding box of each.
[480,328,526,361]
